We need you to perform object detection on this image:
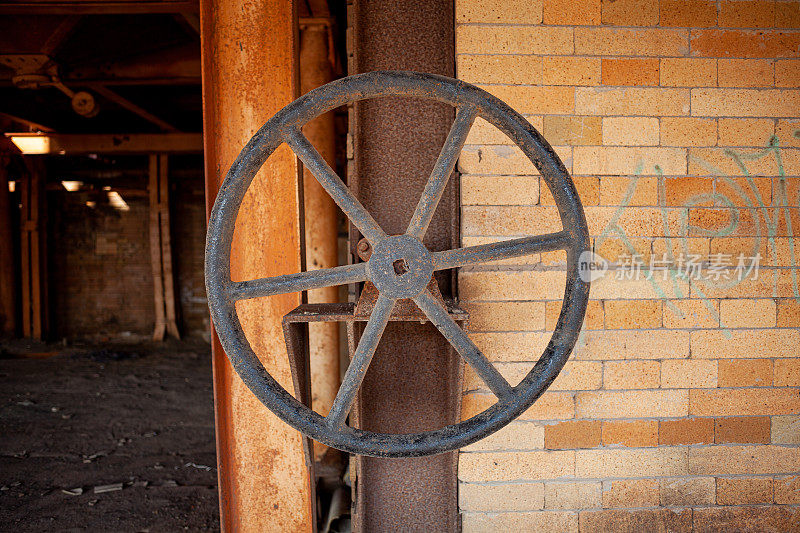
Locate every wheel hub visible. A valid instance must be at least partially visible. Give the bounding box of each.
[367,235,433,299]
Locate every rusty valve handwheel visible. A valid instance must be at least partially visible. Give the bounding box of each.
[205,71,590,458]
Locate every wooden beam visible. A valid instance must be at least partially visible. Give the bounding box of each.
[5,133,202,154]
[19,157,46,339]
[92,85,180,133]
[148,154,179,341]
[40,15,82,56]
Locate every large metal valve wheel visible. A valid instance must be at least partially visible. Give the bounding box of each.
[205,71,590,458]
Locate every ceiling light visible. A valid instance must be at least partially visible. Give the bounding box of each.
[62,180,83,192]
[6,133,50,155]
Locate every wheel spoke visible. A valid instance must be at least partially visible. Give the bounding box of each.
[432,231,571,271]
[406,105,477,239]
[413,289,513,401]
[326,295,395,428]
[285,128,386,244]
[226,263,368,301]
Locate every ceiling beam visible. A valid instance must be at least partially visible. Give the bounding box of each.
[5,133,202,154]
[0,1,198,15]
[91,85,180,132]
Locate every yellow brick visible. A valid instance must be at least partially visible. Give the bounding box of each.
[661,359,718,388]
[543,57,601,86]
[659,477,716,506]
[774,358,800,386]
[482,85,575,115]
[716,477,774,505]
[456,0,543,23]
[594,237,653,265]
[576,87,690,116]
[457,55,543,85]
[777,299,800,327]
[689,445,800,475]
[719,0,776,27]
[604,299,662,329]
[718,118,775,146]
[459,145,537,175]
[463,301,545,332]
[718,358,773,387]
[461,205,562,236]
[545,481,602,509]
[691,89,800,117]
[663,299,720,328]
[462,511,579,532]
[603,360,660,389]
[718,59,775,88]
[599,176,658,206]
[543,0,600,24]
[602,479,659,508]
[466,116,544,146]
[690,388,800,416]
[540,176,600,206]
[602,117,659,146]
[573,147,687,176]
[652,237,711,257]
[545,299,605,331]
[602,420,659,447]
[456,25,574,55]
[601,0,659,25]
[573,330,690,360]
[776,59,800,87]
[464,361,598,391]
[576,447,688,478]
[660,117,718,146]
[660,58,717,87]
[776,119,800,147]
[463,422,545,451]
[771,415,800,444]
[459,481,544,511]
[461,391,575,420]
[470,332,552,362]
[574,27,689,56]
[691,329,800,358]
[575,390,689,419]
[586,269,690,299]
[719,298,777,328]
[461,175,539,206]
[775,475,800,504]
[458,450,575,482]
[542,116,602,146]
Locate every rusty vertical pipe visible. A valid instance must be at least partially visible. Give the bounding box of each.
[200,1,313,531]
[0,155,15,337]
[299,21,340,458]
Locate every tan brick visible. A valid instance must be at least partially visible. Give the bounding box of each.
[461,175,539,206]
[543,57,601,86]
[601,117,659,147]
[602,420,658,447]
[691,88,800,117]
[775,475,800,504]
[660,0,718,27]
[470,332,551,363]
[574,330,691,360]
[660,58,717,87]
[659,417,715,445]
[576,447,688,478]
[716,476,774,505]
[689,444,800,475]
[601,0,659,25]
[719,0,776,27]
[457,55,543,85]
[580,509,692,532]
[772,415,800,444]
[776,58,800,86]
[718,359,773,387]
[691,388,800,416]
[459,481,544,511]
[720,298,776,328]
[774,359,800,386]
[551,361,603,391]
[542,116,601,146]
[776,119,800,146]
[543,0,600,24]
[483,85,575,115]
[692,505,800,532]
[573,146,687,175]
[653,237,711,258]
[462,511,578,532]
[661,359,718,388]
[458,450,575,482]
[777,299,800,326]
[718,118,775,146]
[691,329,800,359]
[660,477,715,506]
[603,300,662,329]
[603,360,660,390]
[460,270,565,302]
[540,176,600,205]
[546,300,605,331]
[461,391,575,420]
[463,301,545,332]
[718,59,775,89]
[575,27,690,56]
[576,390,689,419]
[663,299,720,328]
[691,29,800,58]
[602,58,660,86]
[599,176,658,206]
[595,237,653,264]
[463,421,545,451]
[586,270,691,300]
[545,420,601,450]
[601,479,659,508]
[715,416,771,444]
[661,117,717,146]
[456,0,543,23]
[545,481,602,510]
[576,87,690,116]
[456,25,574,55]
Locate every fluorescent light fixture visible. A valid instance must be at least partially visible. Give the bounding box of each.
[107,191,129,211]
[8,181,14,193]
[6,133,50,155]
[62,180,83,192]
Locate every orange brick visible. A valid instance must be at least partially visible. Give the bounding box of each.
[595,237,653,263]
[543,0,600,24]
[543,56,601,86]
[458,450,575,482]
[718,118,775,146]
[483,85,575,115]
[545,420,602,450]
[663,176,714,205]
[456,0,543,23]
[601,479,659,508]
[774,358,800,386]
[575,27,690,57]
[719,0,776,27]
[776,0,800,28]
[660,117,717,147]
[690,29,800,58]
[599,176,658,206]
[660,477,716,505]
[720,298,777,328]
[718,359,773,387]
[576,390,689,419]
[659,417,715,445]
[602,58,660,86]
[689,444,800,475]
[776,58,800,86]
[663,299,720,329]
[602,420,658,447]
[601,0,659,26]
[660,0,718,27]
[776,117,800,146]
[691,88,800,117]
[660,58,717,86]
[715,416,771,443]
[661,359,718,388]
[716,477,774,505]
[690,388,800,416]
[602,117,659,146]
[718,59,775,87]
[775,475,800,504]
[580,509,692,532]
[603,360,660,390]
[546,299,604,330]
[604,300,662,329]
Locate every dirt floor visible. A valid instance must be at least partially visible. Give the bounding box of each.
[0,339,220,532]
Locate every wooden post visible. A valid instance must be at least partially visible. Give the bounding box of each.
[149,153,180,341]
[19,157,46,340]
[0,155,16,336]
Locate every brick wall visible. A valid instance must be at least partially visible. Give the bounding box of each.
[455,0,800,530]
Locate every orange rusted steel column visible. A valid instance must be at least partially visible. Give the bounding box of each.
[299,19,340,458]
[200,1,313,531]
